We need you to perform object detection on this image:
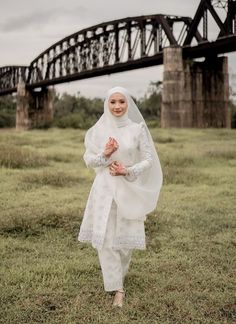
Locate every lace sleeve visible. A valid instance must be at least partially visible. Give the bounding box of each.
[83,149,113,168]
[124,123,153,182]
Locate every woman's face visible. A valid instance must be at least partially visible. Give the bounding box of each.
[108,92,128,117]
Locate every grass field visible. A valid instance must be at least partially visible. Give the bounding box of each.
[0,126,235,324]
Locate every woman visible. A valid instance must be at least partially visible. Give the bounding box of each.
[78,86,163,307]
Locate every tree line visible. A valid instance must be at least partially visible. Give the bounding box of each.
[0,81,235,128]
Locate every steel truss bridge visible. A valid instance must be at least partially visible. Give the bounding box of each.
[0,0,236,96]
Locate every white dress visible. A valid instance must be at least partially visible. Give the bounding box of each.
[78,121,153,251]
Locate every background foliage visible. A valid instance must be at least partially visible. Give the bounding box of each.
[1,81,163,129]
[1,80,236,128]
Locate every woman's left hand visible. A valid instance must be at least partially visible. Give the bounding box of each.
[109,161,127,176]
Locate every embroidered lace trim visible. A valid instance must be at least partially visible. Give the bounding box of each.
[78,230,104,247]
[103,279,123,292]
[83,151,113,168]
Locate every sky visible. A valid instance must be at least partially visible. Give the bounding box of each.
[0,0,236,99]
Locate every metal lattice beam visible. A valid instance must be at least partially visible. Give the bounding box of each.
[0,1,236,96]
[0,14,194,95]
[0,66,30,95]
[184,0,236,45]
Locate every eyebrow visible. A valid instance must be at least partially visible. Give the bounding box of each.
[110,99,125,101]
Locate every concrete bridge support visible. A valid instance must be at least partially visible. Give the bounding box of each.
[16,82,54,130]
[161,46,231,128]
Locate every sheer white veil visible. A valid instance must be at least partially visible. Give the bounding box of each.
[84,86,163,220]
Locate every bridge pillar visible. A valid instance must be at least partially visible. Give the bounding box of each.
[16,82,54,130]
[161,46,231,128]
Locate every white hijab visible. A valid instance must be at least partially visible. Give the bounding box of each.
[84,86,163,220]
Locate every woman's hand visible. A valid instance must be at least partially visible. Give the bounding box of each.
[103,137,119,158]
[109,161,127,176]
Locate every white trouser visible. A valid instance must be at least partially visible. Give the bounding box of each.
[97,200,133,292]
[98,247,132,291]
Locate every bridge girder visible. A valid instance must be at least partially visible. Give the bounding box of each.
[0,0,236,96]
[184,0,236,45]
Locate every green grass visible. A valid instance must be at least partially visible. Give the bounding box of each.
[0,126,236,324]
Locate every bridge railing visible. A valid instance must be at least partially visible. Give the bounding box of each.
[0,66,30,95]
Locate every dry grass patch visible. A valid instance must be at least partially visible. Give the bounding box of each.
[22,170,82,187]
[203,148,236,160]
[0,144,48,168]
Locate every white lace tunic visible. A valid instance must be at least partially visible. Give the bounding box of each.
[78,121,153,250]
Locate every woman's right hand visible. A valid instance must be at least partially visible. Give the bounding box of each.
[103,137,119,158]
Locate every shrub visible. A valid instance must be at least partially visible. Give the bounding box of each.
[53,113,97,129]
[230,101,236,128]
[0,112,15,128]
[146,119,160,128]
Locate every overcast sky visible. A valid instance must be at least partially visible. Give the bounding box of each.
[0,0,236,98]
